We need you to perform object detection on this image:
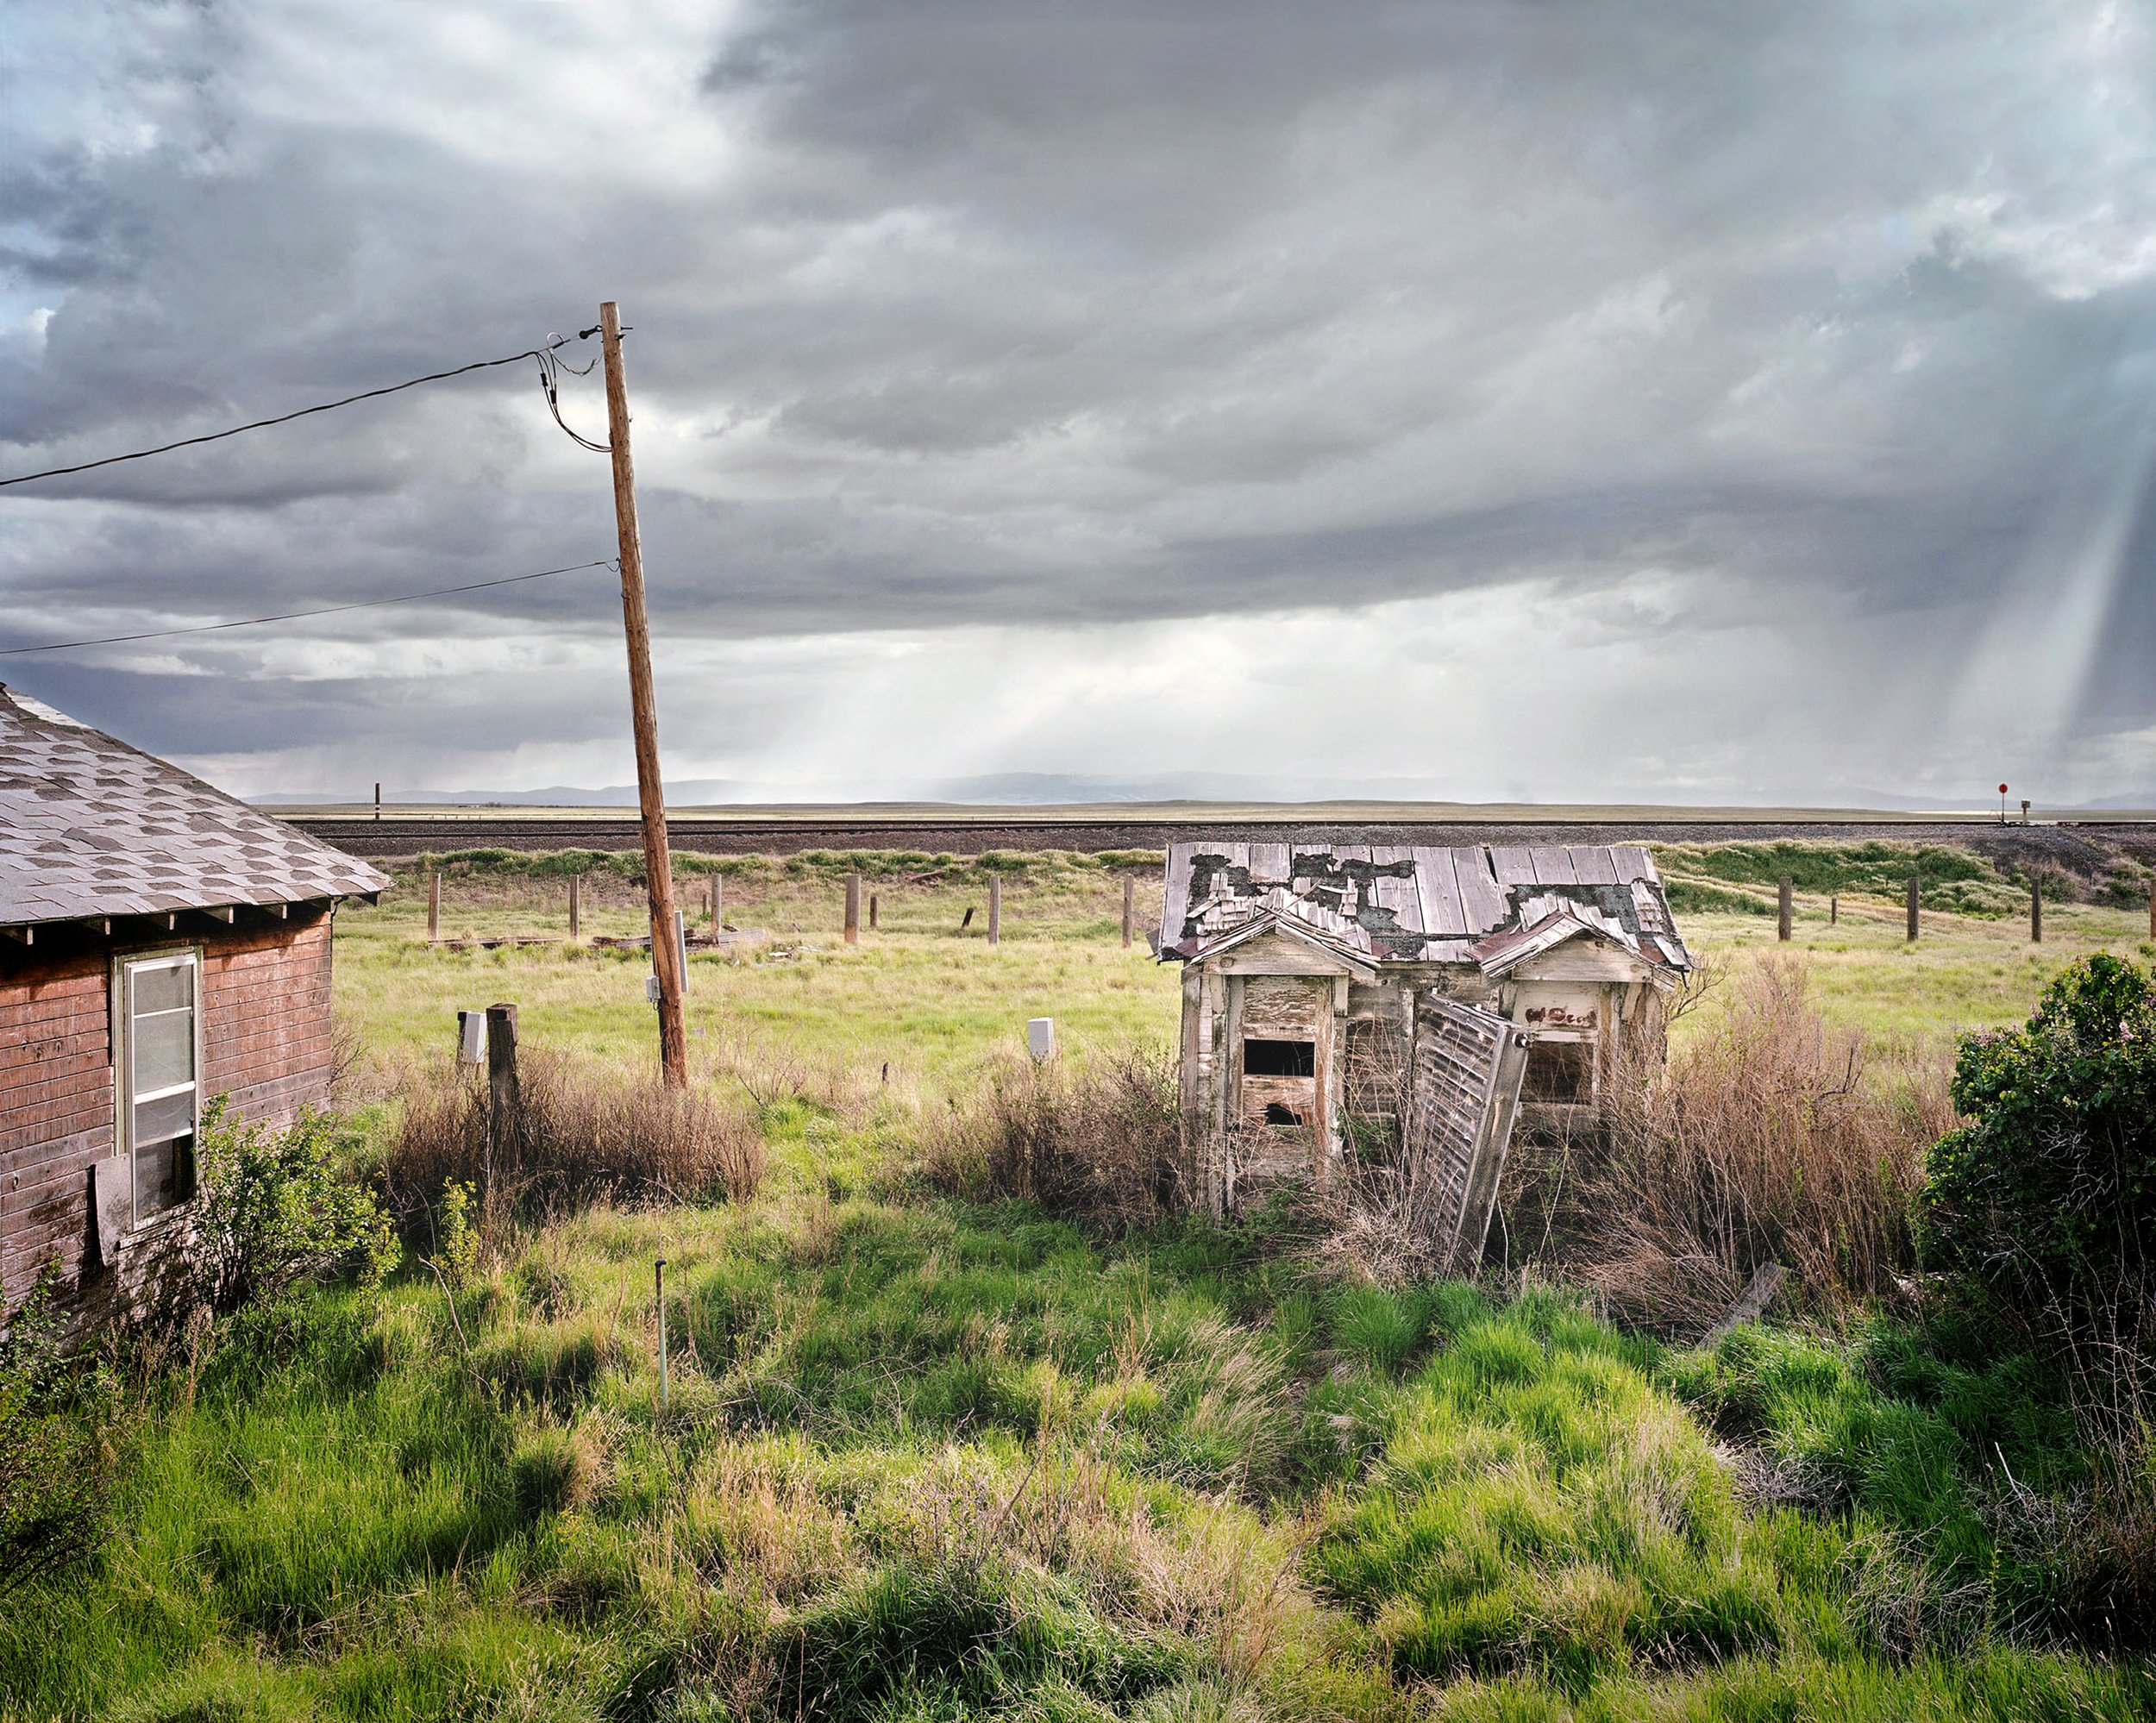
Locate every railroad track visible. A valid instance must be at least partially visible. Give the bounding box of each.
[288,812,2156,862]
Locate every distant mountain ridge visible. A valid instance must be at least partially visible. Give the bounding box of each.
[251,772,2156,811]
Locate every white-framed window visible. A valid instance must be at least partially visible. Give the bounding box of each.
[114,948,200,1225]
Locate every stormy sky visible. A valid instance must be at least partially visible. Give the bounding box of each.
[3,1,2154,805]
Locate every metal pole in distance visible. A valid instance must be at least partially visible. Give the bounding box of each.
[599,299,687,1087]
[655,1257,668,1412]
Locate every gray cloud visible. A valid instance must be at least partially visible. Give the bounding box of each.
[2,0,2153,800]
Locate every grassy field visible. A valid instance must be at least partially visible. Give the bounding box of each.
[6,843,2155,1720]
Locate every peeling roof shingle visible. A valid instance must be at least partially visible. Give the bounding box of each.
[0,685,389,925]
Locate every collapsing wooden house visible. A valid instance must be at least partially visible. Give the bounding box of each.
[1158,839,1693,1260]
[0,685,388,1330]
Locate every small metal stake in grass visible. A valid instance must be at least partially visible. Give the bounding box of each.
[655,1257,668,1411]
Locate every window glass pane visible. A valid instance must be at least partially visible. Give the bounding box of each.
[133,1130,191,1219]
[133,1007,195,1093]
[132,961,193,1014]
[134,1087,196,1146]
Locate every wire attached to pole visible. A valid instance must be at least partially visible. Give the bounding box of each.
[0,559,618,656]
[0,327,618,489]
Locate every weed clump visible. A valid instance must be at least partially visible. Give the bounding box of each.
[924,1043,1190,1230]
[1507,956,1951,1331]
[388,1049,765,1221]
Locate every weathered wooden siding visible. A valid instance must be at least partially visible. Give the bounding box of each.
[0,911,335,1308]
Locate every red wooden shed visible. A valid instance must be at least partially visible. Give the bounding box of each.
[0,684,387,1325]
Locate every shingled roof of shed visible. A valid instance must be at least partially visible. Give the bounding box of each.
[1159,839,1691,972]
[0,684,389,928]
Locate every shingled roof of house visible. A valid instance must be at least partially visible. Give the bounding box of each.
[1159,839,1691,972]
[0,684,389,929]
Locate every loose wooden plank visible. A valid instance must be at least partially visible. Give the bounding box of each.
[1159,843,1197,948]
[1489,846,1538,890]
[1247,842,1290,886]
[1528,846,1578,886]
[1568,846,1619,886]
[1367,846,1420,932]
[1455,849,1510,933]
[1413,847,1466,936]
[1611,843,1658,883]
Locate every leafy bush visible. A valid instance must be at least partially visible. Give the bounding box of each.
[191,1098,401,1316]
[1917,954,2156,1331]
[0,1271,118,1596]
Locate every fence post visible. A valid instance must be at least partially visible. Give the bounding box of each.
[1777,877,1792,942]
[1829,893,1838,925]
[988,874,1002,947]
[655,1257,669,1412]
[428,870,442,943]
[844,873,861,945]
[1122,875,1135,949]
[869,892,879,931]
[2031,874,2043,943]
[568,873,582,939]
[711,874,722,936]
[2148,877,2154,943]
[1906,877,1920,942]
[486,1001,519,1191]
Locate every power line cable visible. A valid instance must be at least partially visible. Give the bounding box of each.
[0,559,618,656]
[0,326,617,489]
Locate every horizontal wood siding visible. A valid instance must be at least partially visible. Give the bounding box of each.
[0,912,335,1307]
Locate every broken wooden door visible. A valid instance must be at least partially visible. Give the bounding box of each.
[1401,995,1530,1272]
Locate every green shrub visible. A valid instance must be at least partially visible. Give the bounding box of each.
[1916,955,2156,1328]
[192,1099,402,1316]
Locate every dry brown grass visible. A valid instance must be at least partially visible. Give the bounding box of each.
[922,1043,1192,1229]
[1505,954,1954,1331]
[386,1049,766,1219]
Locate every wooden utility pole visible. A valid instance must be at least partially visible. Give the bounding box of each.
[599,300,687,1087]
[844,873,861,944]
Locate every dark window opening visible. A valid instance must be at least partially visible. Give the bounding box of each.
[1243,1037,1315,1077]
[1263,1101,1304,1127]
[1522,1038,1594,1106]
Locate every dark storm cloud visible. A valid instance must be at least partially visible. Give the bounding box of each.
[2,0,2153,794]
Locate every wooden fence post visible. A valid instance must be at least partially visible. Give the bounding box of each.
[428,870,442,943]
[568,874,582,939]
[988,874,1002,947]
[2031,874,2042,943]
[844,873,861,945]
[1829,893,1838,925]
[1777,877,1792,942]
[1906,877,1920,942]
[1122,875,1135,949]
[710,874,722,936]
[486,1001,519,1191]
[869,893,879,931]
[2148,877,2154,943]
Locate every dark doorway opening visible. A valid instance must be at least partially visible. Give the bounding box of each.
[1243,1037,1315,1077]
